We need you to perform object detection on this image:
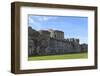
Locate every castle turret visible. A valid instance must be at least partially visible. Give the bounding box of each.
[39,30,50,38]
[48,29,64,40]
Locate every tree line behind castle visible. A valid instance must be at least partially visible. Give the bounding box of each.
[28,26,88,56]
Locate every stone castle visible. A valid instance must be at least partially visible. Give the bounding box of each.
[28,26,88,56]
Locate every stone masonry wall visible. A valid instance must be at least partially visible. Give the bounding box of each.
[28,27,87,56]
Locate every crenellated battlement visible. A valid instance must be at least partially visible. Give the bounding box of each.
[28,26,87,56]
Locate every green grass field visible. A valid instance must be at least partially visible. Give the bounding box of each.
[28,52,88,61]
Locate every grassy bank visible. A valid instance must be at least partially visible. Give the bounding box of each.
[28,52,88,61]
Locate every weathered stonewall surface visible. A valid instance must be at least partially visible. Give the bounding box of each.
[28,26,87,56]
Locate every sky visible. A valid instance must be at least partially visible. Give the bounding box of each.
[28,15,88,44]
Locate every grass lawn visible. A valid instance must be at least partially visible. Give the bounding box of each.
[28,52,88,61]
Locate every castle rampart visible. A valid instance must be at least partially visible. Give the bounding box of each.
[28,27,87,56]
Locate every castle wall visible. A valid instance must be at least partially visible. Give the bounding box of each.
[80,44,88,52]
[28,27,87,56]
[47,38,81,55]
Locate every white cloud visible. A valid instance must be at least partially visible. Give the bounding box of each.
[38,16,57,22]
[29,17,36,23]
[28,17,42,30]
[43,16,52,21]
[28,16,58,30]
